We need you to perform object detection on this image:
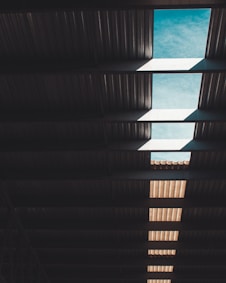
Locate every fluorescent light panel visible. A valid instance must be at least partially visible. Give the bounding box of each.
[147,266,174,272]
[148,231,179,241]
[149,208,182,222]
[148,249,176,256]
[150,180,186,198]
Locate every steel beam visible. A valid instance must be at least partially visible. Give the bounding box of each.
[0,0,225,10]
[0,59,225,74]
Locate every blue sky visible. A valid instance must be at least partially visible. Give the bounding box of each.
[151,9,211,161]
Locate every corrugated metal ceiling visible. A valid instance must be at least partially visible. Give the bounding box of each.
[0,2,225,283]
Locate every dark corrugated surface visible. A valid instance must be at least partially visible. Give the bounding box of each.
[0,4,226,283]
[0,10,153,61]
[190,151,226,168]
[194,122,226,139]
[0,73,151,114]
[198,73,226,109]
[185,180,226,198]
[205,8,226,58]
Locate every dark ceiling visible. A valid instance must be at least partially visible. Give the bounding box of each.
[0,1,226,283]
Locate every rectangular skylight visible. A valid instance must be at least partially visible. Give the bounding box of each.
[150,180,186,198]
[151,152,191,162]
[147,266,174,272]
[154,9,211,58]
[147,280,171,283]
[148,249,176,256]
[148,231,179,241]
[152,123,195,139]
[149,208,182,222]
[152,74,202,109]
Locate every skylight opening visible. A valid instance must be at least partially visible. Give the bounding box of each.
[150,180,186,198]
[147,266,174,272]
[152,74,202,109]
[148,231,179,241]
[151,123,195,139]
[153,9,211,58]
[149,208,182,222]
[151,152,191,162]
[147,280,171,283]
[148,250,176,256]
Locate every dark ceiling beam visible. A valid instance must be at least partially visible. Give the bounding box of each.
[6,256,225,266]
[34,267,226,280]
[0,0,225,10]
[2,109,226,122]
[2,169,226,180]
[105,109,226,122]
[6,220,226,230]
[33,255,226,266]
[0,59,225,74]
[10,198,226,208]
[6,236,226,249]
[1,139,226,152]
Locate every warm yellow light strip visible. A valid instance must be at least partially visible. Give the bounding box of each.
[147,266,174,272]
[148,249,176,256]
[148,231,179,241]
[147,280,171,283]
[149,208,182,222]
[150,180,186,198]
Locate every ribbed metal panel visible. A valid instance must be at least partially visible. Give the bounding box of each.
[150,161,189,170]
[0,122,105,143]
[0,10,153,61]
[6,180,150,201]
[91,9,153,60]
[185,180,226,198]
[108,151,150,169]
[0,72,151,115]
[0,3,225,283]
[190,151,226,168]
[0,151,150,173]
[194,122,226,139]
[177,249,226,257]
[205,8,226,58]
[180,230,226,242]
[0,73,101,112]
[101,73,152,111]
[15,207,147,222]
[0,121,149,144]
[107,122,151,140]
[198,73,226,109]
[27,230,148,246]
[182,207,226,221]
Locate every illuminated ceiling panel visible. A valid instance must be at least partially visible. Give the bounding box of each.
[150,180,186,198]
[148,231,179,241]
[148,249,176,256]
[147,266,174,272]
[149,208,182,222]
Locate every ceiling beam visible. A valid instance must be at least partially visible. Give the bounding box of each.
[1,139,226,151]
[2,169,226,180]
[10,198,226,208]
[1,109,226,122]
[0,0,225,10]
[4,220,225,230]
[0,59,225,74]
